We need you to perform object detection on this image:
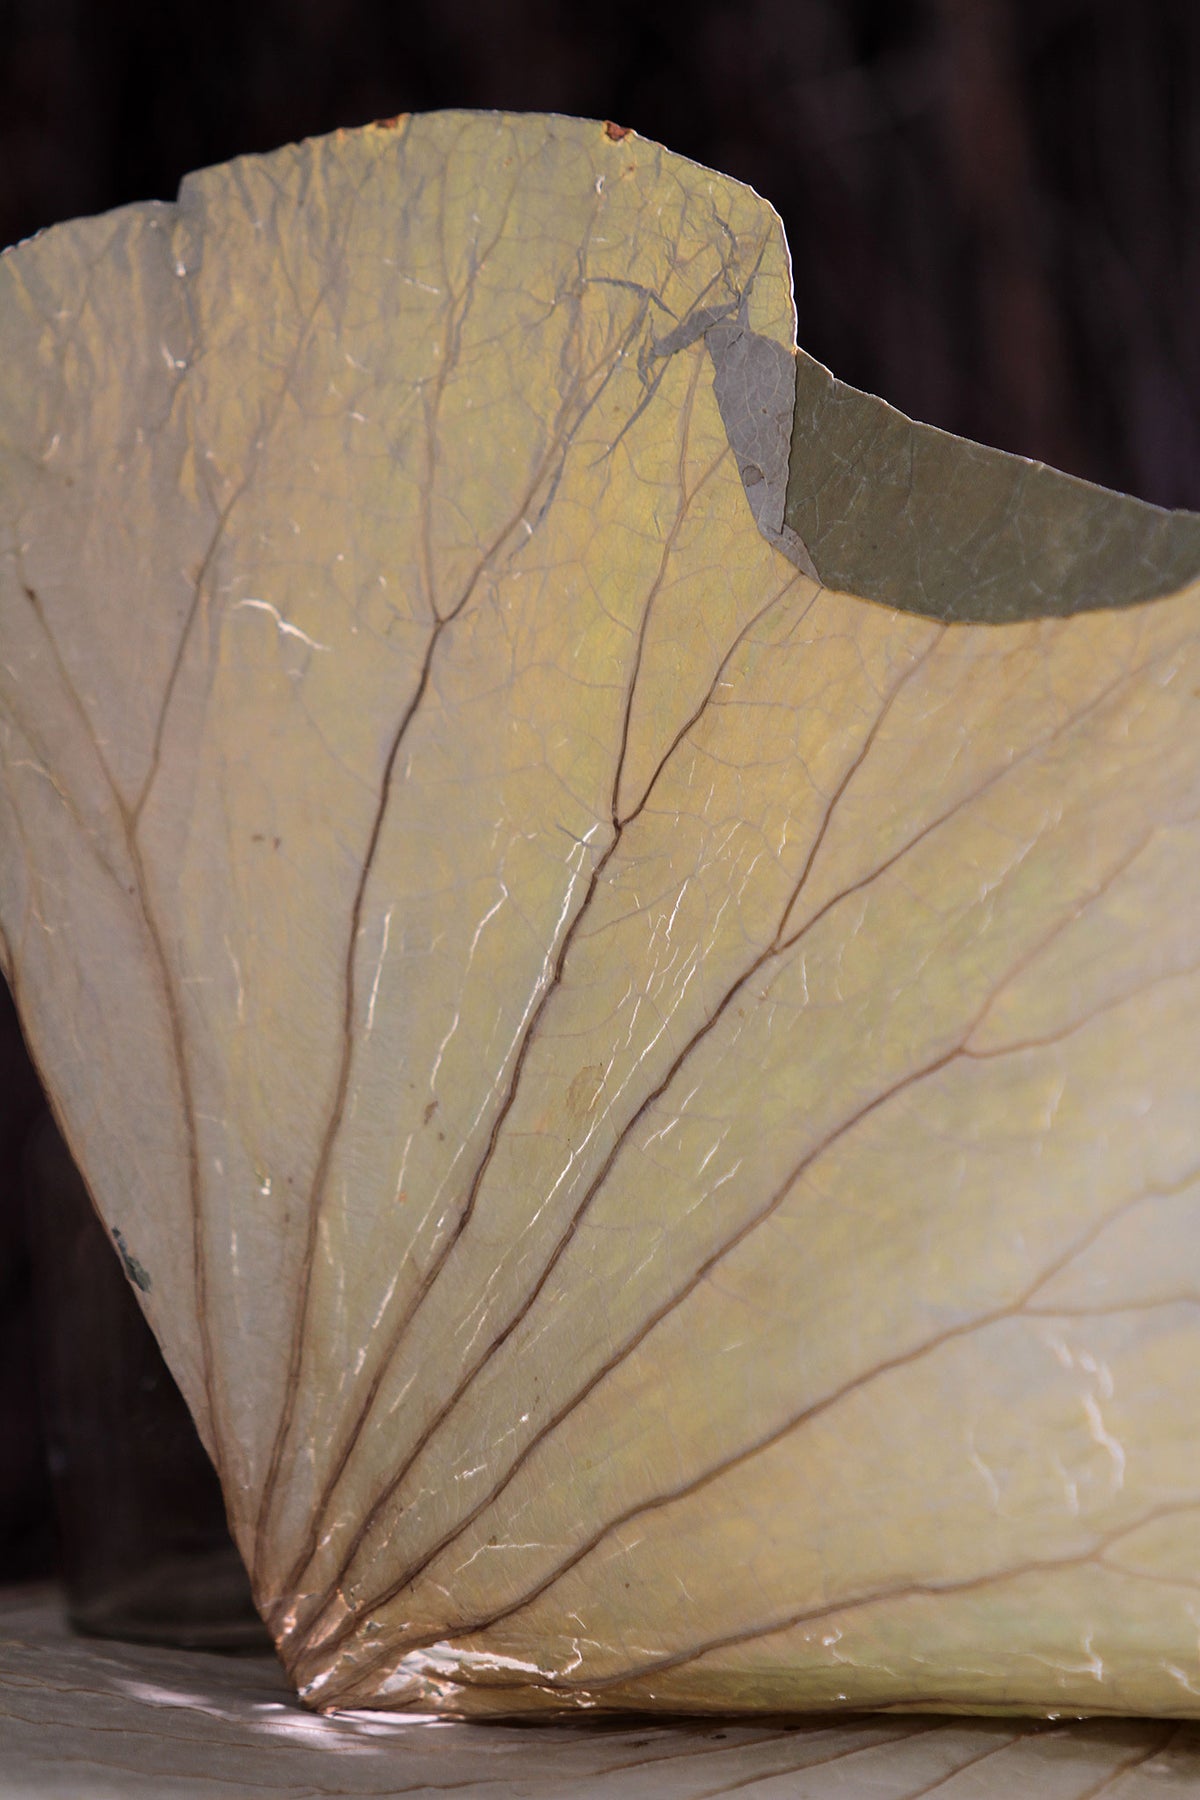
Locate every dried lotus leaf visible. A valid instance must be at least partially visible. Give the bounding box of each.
[2,111,1200,1720]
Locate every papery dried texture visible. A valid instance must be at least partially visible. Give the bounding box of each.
[2,111,1200,1719]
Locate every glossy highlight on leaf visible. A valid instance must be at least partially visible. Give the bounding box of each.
[2,111,1200,1721]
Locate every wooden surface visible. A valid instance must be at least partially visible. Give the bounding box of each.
[3,1588,1200,1796]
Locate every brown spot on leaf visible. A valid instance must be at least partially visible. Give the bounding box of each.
[423,1099,438,1126]
[565,1062,604,1122]
[603,121,631,142]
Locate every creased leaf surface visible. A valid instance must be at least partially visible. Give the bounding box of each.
[2,111,1200,1720]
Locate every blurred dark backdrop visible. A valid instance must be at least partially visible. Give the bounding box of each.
[2,0,1198,1583]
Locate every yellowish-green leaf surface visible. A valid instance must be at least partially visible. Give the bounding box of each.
[2,111,1200,1719]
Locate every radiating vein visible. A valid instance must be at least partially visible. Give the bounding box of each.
[298,635,1156,1663]
[259,270,708,1581]
[277,350,794,1602]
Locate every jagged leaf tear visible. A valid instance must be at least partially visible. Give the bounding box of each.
[2,112,1200,1720]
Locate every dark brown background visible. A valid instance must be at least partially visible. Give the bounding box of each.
[2,0,1198,1581]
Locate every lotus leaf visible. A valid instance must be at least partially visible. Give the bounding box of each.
[2,112,1199,1720]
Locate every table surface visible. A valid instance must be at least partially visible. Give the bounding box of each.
[3,1586,1200,1797]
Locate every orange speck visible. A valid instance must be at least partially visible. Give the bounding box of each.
[604,120,632,142]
